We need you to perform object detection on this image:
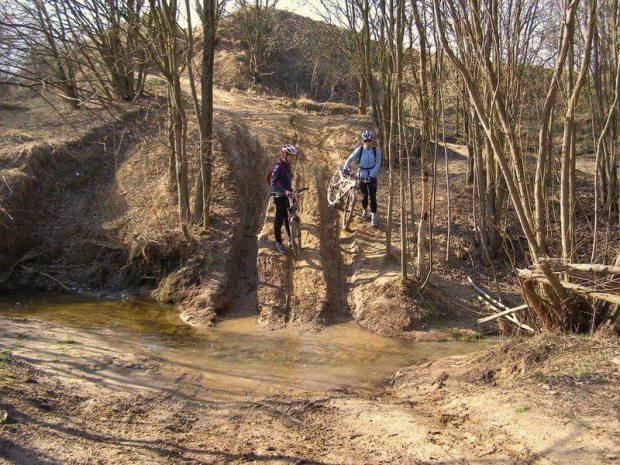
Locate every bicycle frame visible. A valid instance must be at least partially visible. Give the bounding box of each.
[287,193,300,217]
[286,188,307,216]
[287,188,307,257]
[327,169,372,228]
[341,174,359,196]
[269,188,307,257]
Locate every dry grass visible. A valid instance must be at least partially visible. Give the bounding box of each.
[470,333,620,386]
[0,129,36,145]
[275,97,358,115]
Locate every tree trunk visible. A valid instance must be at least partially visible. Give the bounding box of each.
[412,0,431,278]
[200,0,216,227]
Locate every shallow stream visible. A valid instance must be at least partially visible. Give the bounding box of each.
[0,293,490,400]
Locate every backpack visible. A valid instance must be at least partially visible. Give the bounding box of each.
[266,164,275,186]
[355,145,378,170]
[266,159,286,186]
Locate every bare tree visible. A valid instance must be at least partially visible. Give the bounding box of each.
[1,0,82,107]
[318,0,377,115]
[233,0,279,85]
[60,0,149,101]
[187,0,226,227]
[411,0,432,278]
[1,0,150,105]
[143,0,191,235]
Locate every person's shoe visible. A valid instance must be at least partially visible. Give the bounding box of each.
[371,215,378,228]
[361,211,370,221]
[276,242,286,254]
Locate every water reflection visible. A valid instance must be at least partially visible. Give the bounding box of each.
[0,292,491,400]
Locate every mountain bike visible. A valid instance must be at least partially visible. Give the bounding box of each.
[327,167,364,228]
[271,188,307,258]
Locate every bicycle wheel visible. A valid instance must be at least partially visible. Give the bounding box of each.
[342,189,356,229]
[289,216,302,258]
[327,169,342,207]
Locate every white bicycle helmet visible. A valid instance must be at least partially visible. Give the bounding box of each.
[361,130,374,141]
[281,143,298,156]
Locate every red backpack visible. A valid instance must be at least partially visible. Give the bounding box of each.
[266,158,285,186]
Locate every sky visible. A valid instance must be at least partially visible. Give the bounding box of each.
[182,0,326,25]
[276,0,324,21]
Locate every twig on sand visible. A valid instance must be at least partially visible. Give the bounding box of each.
[2,176,13,195]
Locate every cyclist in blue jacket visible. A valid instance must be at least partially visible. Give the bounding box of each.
[343,130,381,227]
[270,143,298,253]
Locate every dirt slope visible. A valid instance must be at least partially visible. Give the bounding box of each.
[1,85,475,336]
[0,101,143,284]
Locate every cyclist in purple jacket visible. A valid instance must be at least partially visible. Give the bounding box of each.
[270,144,298,253]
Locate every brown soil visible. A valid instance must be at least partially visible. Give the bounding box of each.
[1,317,618,463]
[389,333,620,463]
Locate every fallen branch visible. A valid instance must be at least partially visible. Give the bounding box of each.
[477,304,528,324]
[503,313,535,333]
[19,265,72,291]
[467,277,500,305]
[541,258,620,276]
[475,296,535,332]
[0,250,44,284]
[468,277,534,332]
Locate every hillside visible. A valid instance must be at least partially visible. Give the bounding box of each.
[214,8,358,104]
[0,79,473,339]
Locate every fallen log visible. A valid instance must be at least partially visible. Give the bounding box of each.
[540,258,620,276]
[517,269,620,306]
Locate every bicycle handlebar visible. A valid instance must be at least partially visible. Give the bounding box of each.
[344,173,372,183]
[269,187,308,197]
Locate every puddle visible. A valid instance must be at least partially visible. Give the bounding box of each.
[0,293,492,400]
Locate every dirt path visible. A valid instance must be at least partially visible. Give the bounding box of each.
[246,105,477,339]
[255,112,356,331]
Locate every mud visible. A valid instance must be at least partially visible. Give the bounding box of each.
[1,315,618,464]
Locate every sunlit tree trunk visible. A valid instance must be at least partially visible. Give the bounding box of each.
[561,0,597,260]
[412,0,431,278]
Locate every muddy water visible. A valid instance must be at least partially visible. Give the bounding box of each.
[0,293,491,400]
